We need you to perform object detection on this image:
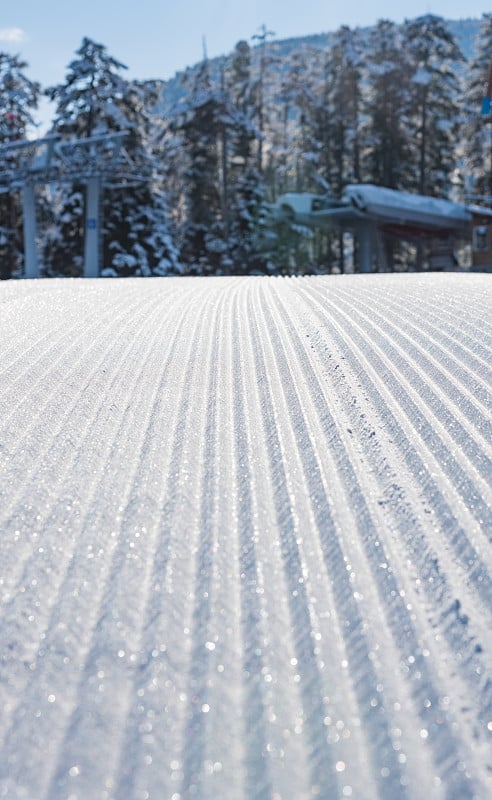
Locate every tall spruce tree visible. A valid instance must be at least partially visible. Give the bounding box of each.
[102,79,181,276]
[175,46,267,274]
[293,46,334,194]
[0,53,40,141]
[44,38,178,276]
[44,38,129,275]
[268,46,334,272]
[251,25,276,174]
[174,58,225,272]
[461,13,492,201]
[361,21,414,270]
[225,41,268,273]
[282,46,319,193]
[0,53,40,278]
[362,20,413,189]
[326,26,363,194]
[46,38,128,139]
[403,15,464,197]
[322,26,363,272]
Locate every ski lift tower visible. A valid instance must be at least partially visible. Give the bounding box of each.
[0,136,58,278]
[0,132,144,278]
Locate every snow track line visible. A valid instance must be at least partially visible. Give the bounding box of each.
[0,281,140,377]
[331,285,492,464]
[271,280,492,784]
[250,280,468,796]
[247,282,345,800]
[323,287,492,537]
[46,286,215,800]
[357,287,492,405]
[0,286,161,494]
[259,281,485,798]
[230,285,276,800]
[188,280,254,800]
[418,302,492,354]
[107,283,235,800]
[0,290,201,799]
[351,285,492,419]
[245,282,344,800]
[0,274,491,800]
[299,281,492,541]
[0,289,173,597]
[313,284,492,505]
[272,280,490,613]
[179,294,224,787]
[0,281,165,414]
[0,283,86,359]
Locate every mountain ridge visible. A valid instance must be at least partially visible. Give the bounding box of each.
[157,16,482,113]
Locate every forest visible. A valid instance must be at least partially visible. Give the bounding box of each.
[1,13,492,278]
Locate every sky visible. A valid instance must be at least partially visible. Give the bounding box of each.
[1,0,491,130]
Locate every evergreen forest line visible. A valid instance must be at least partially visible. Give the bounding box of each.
[1,13,492,277]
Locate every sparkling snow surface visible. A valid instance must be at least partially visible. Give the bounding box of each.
[0,273,491,800]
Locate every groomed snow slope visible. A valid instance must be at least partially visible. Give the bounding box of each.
[0,273,491,800]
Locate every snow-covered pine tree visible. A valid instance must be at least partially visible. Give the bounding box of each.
[325,26,363,195]
[361,21,416,271]
[268,49,301,197]
[403,14,464,198]
[288,28,363,272]
[323,27,364,273]
[280,46,319,193]
[102,79,181,276]
[46,38,128,139]
[460,13,492,202]
[268,30,363,273]
[44,38,179,277]
[44,38,128,275]
[251,25,276,175]
[225,40,269,273]
[173,58,225,272]
[173,44,268,275]
[362,20,413,190]
[261,45,326,272]
[0,52,40,278]
[42,186,85,276]
[281,43,334,196]
[0,53,40,141]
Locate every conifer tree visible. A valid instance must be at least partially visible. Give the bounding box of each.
[282,46,319,192]
[226,41,268,273]
[44,39,129,274]
[461,13,492,201]
[102,79,181,276]
[46,37,128,139]
[174,58,224,272]
[175,45,268,274]
[0,53,40,278]
[251,25,276,174]
[44,39,179,276]
[362,20,412,189]
[0,53,40,141]
[294,46,334,194]
[403,14,464,197]
[326,26,363,194]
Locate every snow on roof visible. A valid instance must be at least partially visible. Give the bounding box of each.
[344,183,471,223]
[467,203,492,218]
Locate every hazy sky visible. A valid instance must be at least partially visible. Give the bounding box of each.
[1,0,490,130]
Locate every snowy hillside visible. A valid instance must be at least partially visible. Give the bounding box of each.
[0,274,491,800]
[157,17,481,115]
